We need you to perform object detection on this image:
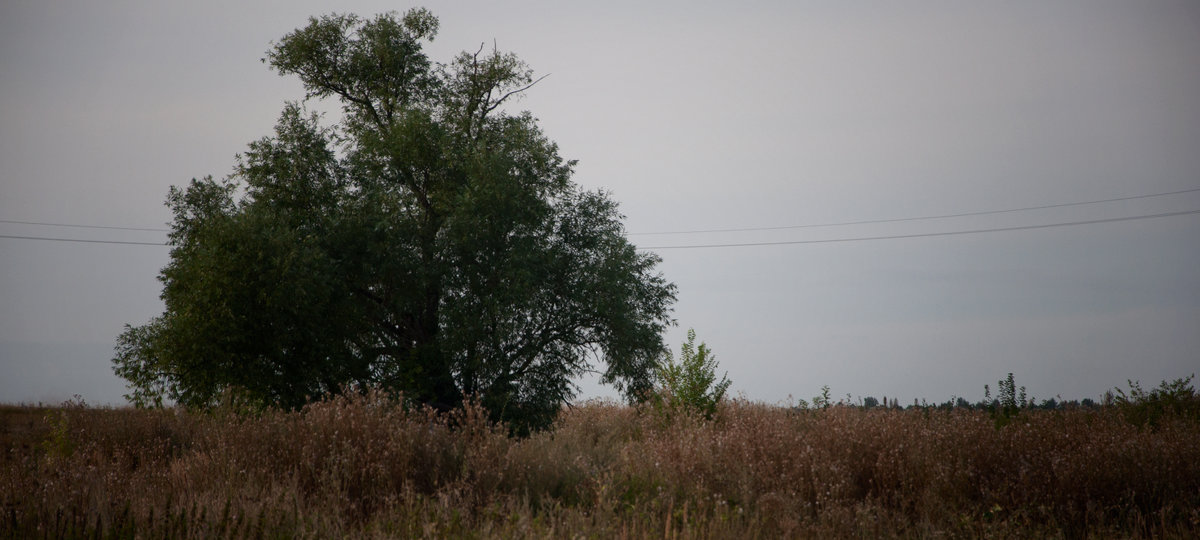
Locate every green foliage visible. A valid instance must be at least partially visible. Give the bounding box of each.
[987,373,1031,427]
[1109,374,1199,429]
[41,410,74,460]
[113,9,676,433]
[996,373,1028,412]
[39,395,86,460]
[652,329,731,419]
[812,385,832,410]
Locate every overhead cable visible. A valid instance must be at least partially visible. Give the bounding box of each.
[4,186,1197,237]
[629,187,1200,236]
[636,209,1200,250]
[0,234,167,246]
[4,209,1197,248]
[0,218,168,232]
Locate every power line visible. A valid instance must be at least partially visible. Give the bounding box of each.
[4,187,1197,237]
[0,234,166,246]
[0,218,168,232]
[3,197,1199,249]
[628,187,1200,236]
[636,209,1200,250]
[9,208,1191,248]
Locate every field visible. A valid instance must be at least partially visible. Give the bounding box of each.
[3,391,1199,538]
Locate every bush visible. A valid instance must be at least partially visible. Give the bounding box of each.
[650,329,731,420]
[1109,374,1200,429]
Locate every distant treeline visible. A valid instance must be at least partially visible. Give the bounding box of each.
[803,373,1198,423]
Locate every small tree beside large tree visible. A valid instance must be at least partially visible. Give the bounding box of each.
[113,9,676,432]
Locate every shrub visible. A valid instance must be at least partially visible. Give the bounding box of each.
[651,329,731,420]
[1110,374,1200,429]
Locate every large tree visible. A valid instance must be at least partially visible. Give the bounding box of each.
[113,9,676,431]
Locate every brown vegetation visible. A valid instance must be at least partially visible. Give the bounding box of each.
[3,392,1198,538]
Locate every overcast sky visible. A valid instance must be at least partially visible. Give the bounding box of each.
[2,1,1198,407]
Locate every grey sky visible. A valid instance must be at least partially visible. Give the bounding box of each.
[2,1,1198,406]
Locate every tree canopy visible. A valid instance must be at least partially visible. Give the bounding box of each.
[113,9,676,432]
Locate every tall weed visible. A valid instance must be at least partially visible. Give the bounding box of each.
[3,391,1198,538]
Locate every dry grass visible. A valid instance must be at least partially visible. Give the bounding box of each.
[3,392,1198,538]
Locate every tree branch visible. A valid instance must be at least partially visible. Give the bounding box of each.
[483,73,550,117]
